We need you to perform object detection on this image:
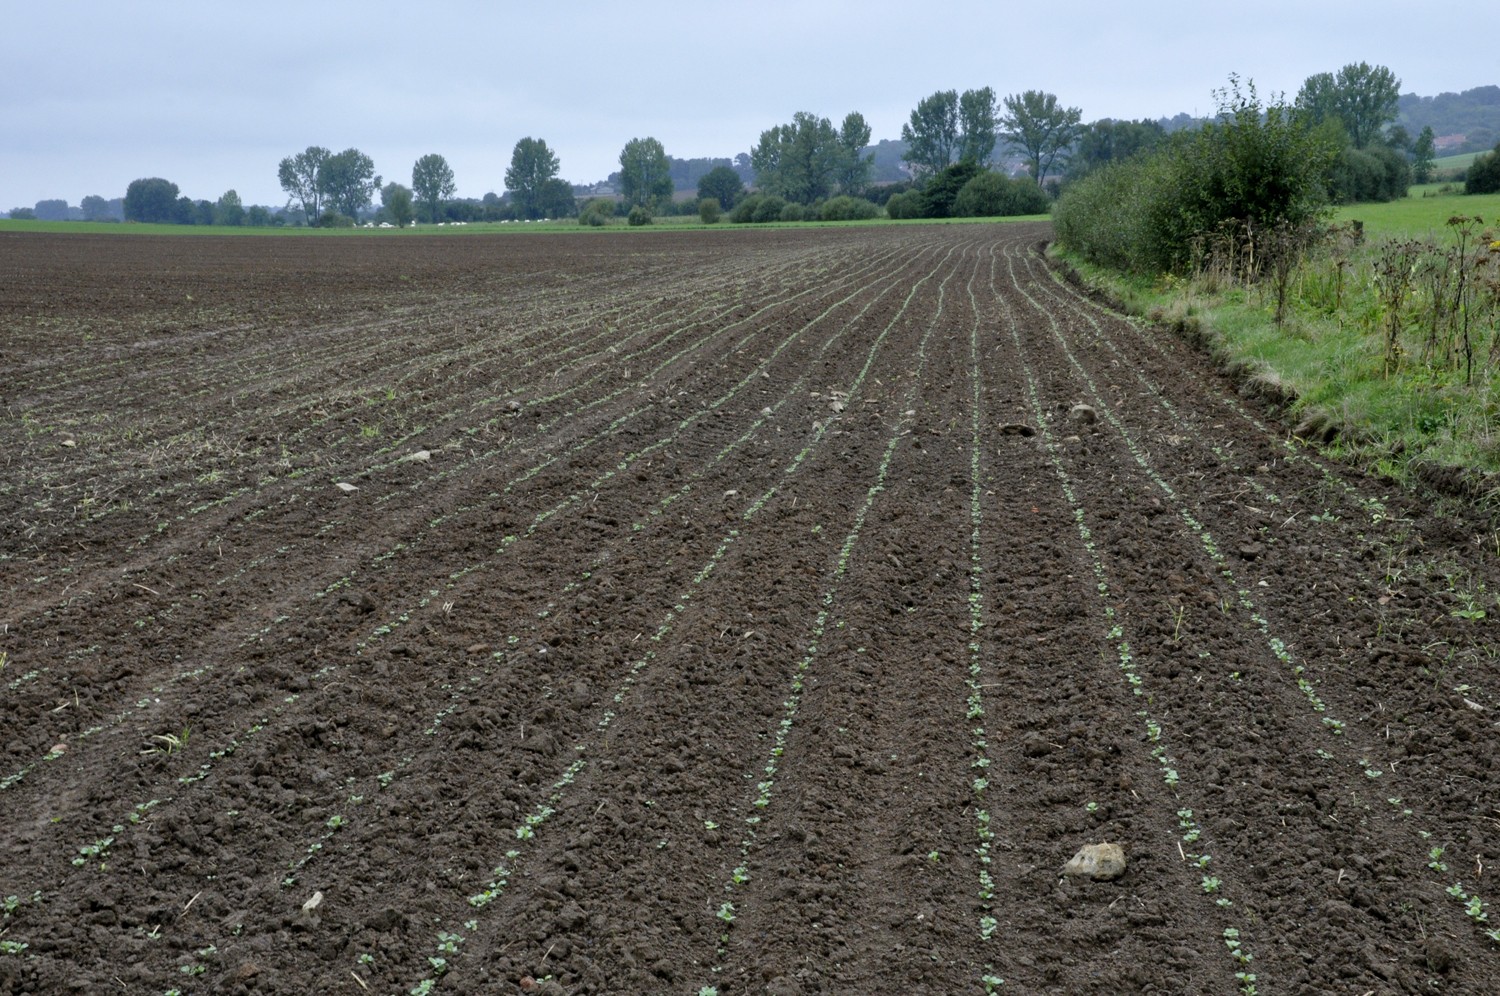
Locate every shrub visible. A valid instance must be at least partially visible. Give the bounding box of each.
[884,191,923,220]
[627,205,653,226]
[953,173,1051,217]
[1466,142,1500,194]
[578,198,614,226]
[921,162,986,219]
[1056,77,1335,275]
[779,202,806,222]
[698,198,721,224]
[1330,145,1410,203]
[730,194,789,224]
[819,196,879,221]
[7,207,37,220]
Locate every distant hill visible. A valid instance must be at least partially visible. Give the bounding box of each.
[1398,85,1500,153]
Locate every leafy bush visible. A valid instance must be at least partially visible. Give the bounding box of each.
[819,196,879,221]
[885,191,923,219]
[779,202,806,222]
[921,161,986,218]
[953,173,1051,217]
[578,198,615,226]
[1467,142,1500,194]
[698,198,721,224]
[627,205,653,226]
[1056,77,1335,275]
[7,207,37,220]
[1329,145,1410,203]
[731,194,789,224]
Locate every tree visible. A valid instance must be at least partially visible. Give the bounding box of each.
[697,165,745,211]
[1467,141,1500,194]
[957,87,999,165]
[901,90,959,178]
[536,177,576,219]
[1412,125,1437,184]
[751,111,841,205]
[953,171,1051,217]
[80,194,113,221]
[836,112,874,197]
[382,182,415,227]
[1002,90,1084,186]
[1295,62,1400,149]
[318,148,380,220]
[1068,118,1166,179]
[618,137,673,209]
[411,153,456,223]
[215,189,244,226]
[277,146,330,223]
[124,177,179,223]
[33,199,71,221]
[506,137,561,219]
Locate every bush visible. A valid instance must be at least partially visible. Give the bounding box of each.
[1329,145,1409,203]
[731,194,789,224]
[697,198,721,224]
[7,207,37,220]
[318,211,356,228]
[884,191,923,219]
[578,198,614,226]
[627,205,653,226]
[953,173,1052,217]
[818,196,879,221]
[1055,78,1334,275]
[779,202,806,222]
[921,162,986,219]
[1466,142,1500,194]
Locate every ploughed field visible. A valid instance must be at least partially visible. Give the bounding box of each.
[2,224,1499,995]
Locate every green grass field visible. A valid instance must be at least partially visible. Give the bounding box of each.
[0,212,1047,237]
[1058,184,1500,489]
[1332,185,1500,237]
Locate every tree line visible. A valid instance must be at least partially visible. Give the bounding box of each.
[10,62,1464,226]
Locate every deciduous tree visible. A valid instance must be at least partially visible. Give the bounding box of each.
[1296,62,1401,149]
[697,165,745,211]
[411,153,456,223]
[1001,90,1083,186]
[1412,125,1436,183]
[752,112,840,205]
[618,137,673,209]
[318,148,380,220]
[836,112,874,197]
[382,182,415,227]
[901,90,959,178]
[506,137,561,219]
[215,189,244,226]
[277,146,330,223]
[124,177,179,223]
[957,87,999,166]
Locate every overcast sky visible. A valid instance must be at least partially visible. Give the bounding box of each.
[3,1,1494,209]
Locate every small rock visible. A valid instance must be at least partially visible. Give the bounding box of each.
[1238,541,1265,560]
[1062,842,1127,881]
[335,482,358,492]
[829,400,846,413]
[1068,403,1097,425]
[301,891,323,913]
[404,449,431,462]
[61,438,77,448]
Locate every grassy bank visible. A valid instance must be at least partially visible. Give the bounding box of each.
[1052,190,1500,498]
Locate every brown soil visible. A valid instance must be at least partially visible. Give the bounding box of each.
[2,224,1499,995]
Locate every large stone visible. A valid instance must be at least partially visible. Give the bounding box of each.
[1062,842,1127,881]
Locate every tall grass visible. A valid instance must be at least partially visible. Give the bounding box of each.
[1055,203,1500,489]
